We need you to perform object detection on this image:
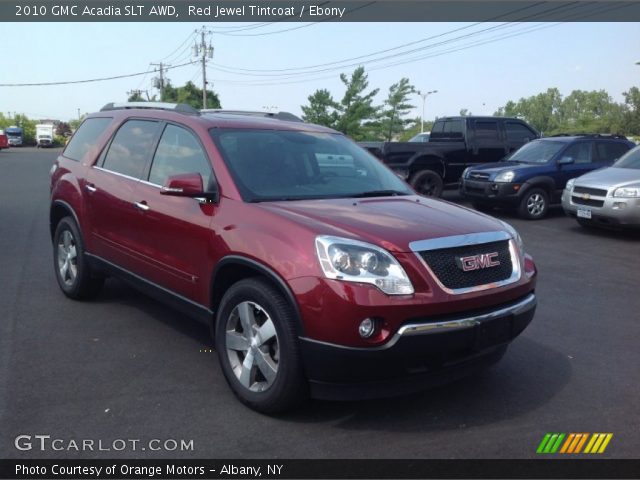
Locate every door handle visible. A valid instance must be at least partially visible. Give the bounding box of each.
[85,184,97,193]
[134,201,150,212]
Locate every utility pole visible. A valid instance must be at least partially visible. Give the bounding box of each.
[193,26,213,109]
[416,90,438,133]
[151,62,169,101]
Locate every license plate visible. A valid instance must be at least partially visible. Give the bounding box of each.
[577,209,592,219]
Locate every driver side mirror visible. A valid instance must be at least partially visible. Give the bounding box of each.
[557,156,574,165]
[161,173,219,203]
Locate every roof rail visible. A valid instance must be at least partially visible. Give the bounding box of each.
[201,109,304,123]
[551,133,628,140]
[100,102,200,114]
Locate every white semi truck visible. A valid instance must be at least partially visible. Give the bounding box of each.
[35,124,54,148]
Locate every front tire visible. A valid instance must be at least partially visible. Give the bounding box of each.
[53,217,104,299]
[215,278,307,414]
[518,188,549,220]
[410,169,444,197]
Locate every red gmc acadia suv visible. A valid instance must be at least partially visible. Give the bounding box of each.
[50,103,537,413]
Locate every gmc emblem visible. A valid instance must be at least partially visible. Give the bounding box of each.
[456,252,501,272]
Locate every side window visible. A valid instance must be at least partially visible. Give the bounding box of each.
[505,122,535,143]
[475,121,499,141]
[561,141,591,164]
[148,124,212,188]
[594,142,629,163]
[102,120,159,179]
[63,117,112,162]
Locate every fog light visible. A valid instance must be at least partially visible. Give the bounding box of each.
[613,202,627,210]
[358,318,377,338]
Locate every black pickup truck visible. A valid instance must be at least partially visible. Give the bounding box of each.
[360,116,539,196]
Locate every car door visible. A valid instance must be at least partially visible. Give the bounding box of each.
[554,140,594,198]
[84,119,161,270]
[127,123,217,301]
[467,119,507,168]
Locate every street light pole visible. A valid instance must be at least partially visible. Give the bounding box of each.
[416,90,438,133]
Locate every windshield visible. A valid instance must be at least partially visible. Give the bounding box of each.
[507,139,565,164]
[613,146,640,169]
[210,129,412,202]
[6,132,21,138]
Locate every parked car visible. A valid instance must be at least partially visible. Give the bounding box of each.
[0,131,8,150]
[460,134,634,219]
[562,145,640,229]
[5,126,23,146]
[359,116,539,197]
[50,102,537,413]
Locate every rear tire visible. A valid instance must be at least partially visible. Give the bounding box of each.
[518,188,549,220]
[53,217,104,299]
[215,278,307,414]
[410,169,444,197]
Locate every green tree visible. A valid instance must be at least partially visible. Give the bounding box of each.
[377,78,415,141]
[163,81,221,109]
[398,117,434,141]
[55,122,72,137]
[459,108,472,117]
[128,91,146,102]
[335,66,379,140]
[301,89,340,128]
[495,88,562,134]
[623,86,640,135]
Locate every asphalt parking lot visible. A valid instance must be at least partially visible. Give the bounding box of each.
[0,147,638,459]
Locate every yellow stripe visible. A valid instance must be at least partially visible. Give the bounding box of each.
[590,434,606,454]
[584,433,598,454]
[560,434,575,454]
[574,433,589,453]
[597,434,613,454]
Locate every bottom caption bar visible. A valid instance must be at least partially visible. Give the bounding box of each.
[1,459,639,479]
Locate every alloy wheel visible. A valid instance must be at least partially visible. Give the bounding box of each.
[526,193,545,217]
[57,230,78,287]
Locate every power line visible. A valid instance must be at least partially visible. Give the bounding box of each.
[159,31,197,62]
[0,61,196,87]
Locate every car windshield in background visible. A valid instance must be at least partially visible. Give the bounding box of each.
[507,140,565,164]
[613,146,640,169]
[210,129,412,202]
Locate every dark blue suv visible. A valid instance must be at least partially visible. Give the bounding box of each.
[459,134,634,219]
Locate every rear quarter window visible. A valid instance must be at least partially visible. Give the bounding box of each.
[63,117,112,162]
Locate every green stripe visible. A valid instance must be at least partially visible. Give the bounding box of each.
[550,433,566,453]
[537,434,552,454]
[544,434,559,453]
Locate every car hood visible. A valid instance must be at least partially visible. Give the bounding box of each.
[467,161,544,177]
[257,195,507,253]
[574,167,640,188]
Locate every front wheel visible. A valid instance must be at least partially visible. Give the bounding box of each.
[518,188,549,220]
[215,278,307,414]
[410,169,444,197]
[53,217,104,299]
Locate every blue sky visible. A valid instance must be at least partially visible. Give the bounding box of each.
[1,21,639,122]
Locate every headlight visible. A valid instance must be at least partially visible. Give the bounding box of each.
[613,187,640,198]
[565,178,575,191]
[499,220,525,259]
[494,170,515,183]
[315,236,414,295]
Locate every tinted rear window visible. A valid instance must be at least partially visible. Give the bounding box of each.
[63,118,112,162]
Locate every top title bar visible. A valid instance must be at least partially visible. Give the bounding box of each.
[3,1,640,22]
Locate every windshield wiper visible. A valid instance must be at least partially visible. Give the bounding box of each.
[349,190,409,198]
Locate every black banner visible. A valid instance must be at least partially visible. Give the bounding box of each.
[1,459,640,479]
[3,1,640,22]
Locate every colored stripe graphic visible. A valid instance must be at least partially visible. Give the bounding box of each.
[538,433,613,454]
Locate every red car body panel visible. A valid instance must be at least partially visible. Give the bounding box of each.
[0,133,9,149]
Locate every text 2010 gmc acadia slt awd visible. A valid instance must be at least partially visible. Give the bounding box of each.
[49,103,537,413]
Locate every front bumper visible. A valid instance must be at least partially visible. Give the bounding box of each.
[562,188,640,228]
[300,292,536,400]
[459,179,523,205]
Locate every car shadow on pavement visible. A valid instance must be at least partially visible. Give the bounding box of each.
[281,337,571,433]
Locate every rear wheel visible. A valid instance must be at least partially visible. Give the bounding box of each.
[410,169,444,197]
[518,188,549,220]
[215,278,307,414]
[53,217,104,299]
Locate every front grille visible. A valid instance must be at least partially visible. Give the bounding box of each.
[572,196,604,207]
[573,186,608,197]
[469,172,490,180]
[419,240,513,290]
